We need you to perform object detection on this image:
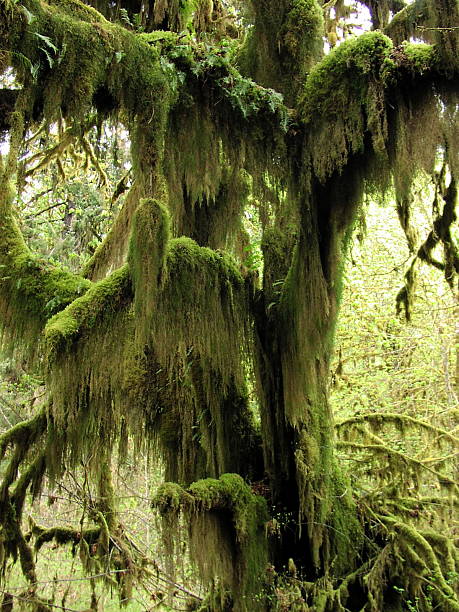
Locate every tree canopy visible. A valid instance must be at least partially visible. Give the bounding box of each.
[0,0,458,609]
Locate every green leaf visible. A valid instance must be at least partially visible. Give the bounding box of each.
[34,32,59,54]
[20,5,35,23]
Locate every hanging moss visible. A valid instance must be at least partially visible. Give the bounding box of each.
[136,237,260,484]
[300,31,394,180]
[1,0,459,606]
[261,225,297,300]
[388,86,457,200]
[153,473,270,611]
[151,0,195,32]
[43,266,134,473]
[0,484,39,585]
[149,237,250,387]
[163,96,283,239]
[175,167,251,252]
[2,0,170,124]
[18,458,141,603]
[44,225,258,483]
[128,197,170,341]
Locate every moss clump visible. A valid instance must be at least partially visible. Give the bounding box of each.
[302,25,393,102]
[153,474,270,611]
[300,31,393,179]
[153,482,194,513]
[402,42,437,74]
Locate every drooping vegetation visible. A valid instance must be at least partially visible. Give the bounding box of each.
[0,0,458,609]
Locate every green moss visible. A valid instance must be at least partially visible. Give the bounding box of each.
[48,0,108,23]
[300,31,393,178]
[402,42,437,73]
[261,226,297,301]
[172,167,251,251]
[385,0,458,70]
[128,197,170,341]
[43,230,255,483]
[41,265,135,475]
[282,0,324,68]
[150,237,249,386]
[327,471,364,576]
[302,32,392,119]
[136,240,258,485]
[138,30,182,47]
[379,516,459,611]
[153,482,194,513]
[0,191,91,354]
[2,0,171,162]
[45,264,132,355]
[153,474,270,611]
[240,0,323,104]
[33,526,100,552]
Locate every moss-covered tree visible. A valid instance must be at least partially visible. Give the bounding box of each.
[0,0,458,609]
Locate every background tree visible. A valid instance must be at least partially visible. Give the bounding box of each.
[0,0,458,610]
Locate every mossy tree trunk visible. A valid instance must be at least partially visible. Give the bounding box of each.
[254,159,367,577]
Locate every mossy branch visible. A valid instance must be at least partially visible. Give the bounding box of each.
[0,408,47,461]
[45,264,132,356]
[385,0,431,44]
[22,126,78,180]
[32,524,100,553]
[336,412,459,446]
[337,440,459,489]
[11,451,46,521]
[380,515,459,611]
[0,181,92,352]
[80,135,109,188]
